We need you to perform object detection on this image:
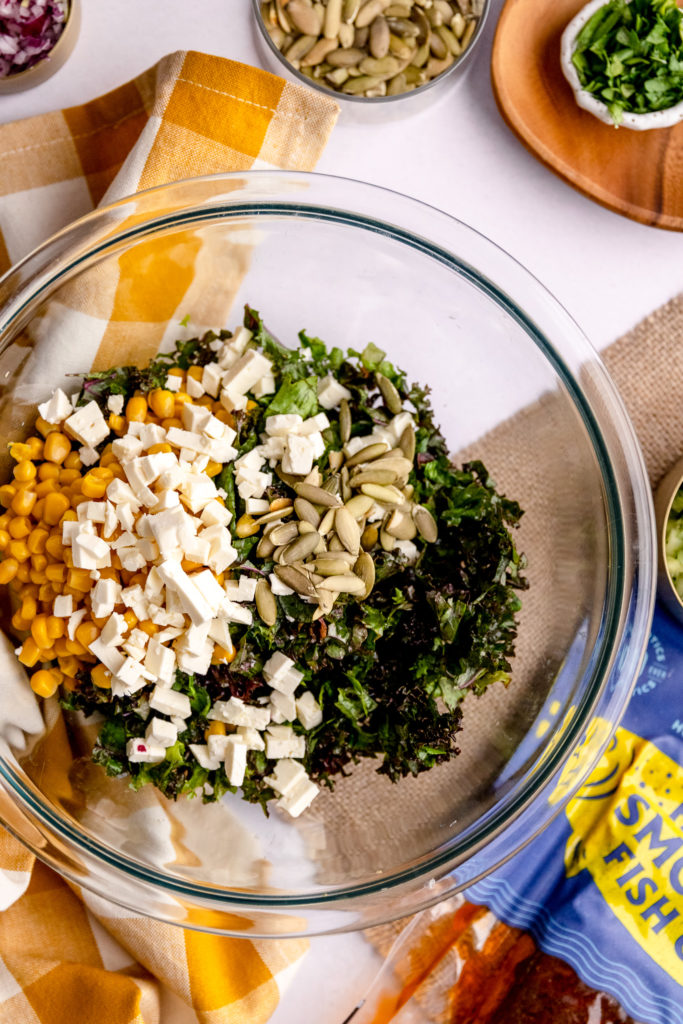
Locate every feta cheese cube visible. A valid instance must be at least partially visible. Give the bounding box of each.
[144,638,176,685]
[149,686,191,719]
[221,349,273,399]
[64,400,109,447]
[201,362,223,398]
[38,387,73,425]
[207,616,233,652]
[91,578,121,618]
[265,724,306,760]
[244,498,269,515]
[270,690,296,723]
[127,738,166,764]
[299,413,330,435]
[181,402,212,433]
[237,726,265,751]
[186,375,204,398]
[107,394,125,415]
[99,612,127,647]
[265,758,307,797]
[224,736,248,786]
[252,374,276,398]
[281,433,314,476]
[53,594,73,618]
[277,776,319,817]
[78,445,100,467]
[265,414,303,436]
[89,638,126,675]
[72,532,110,570]
[296,691,323,730]
[156,560,214,625]
[165,374,182,392]
[207,697,270,730]
[189,743,220,771]
[145,717,178,748]
[262,652,304,696]
[200,499,232,526]
[223,575,258,603]
[269,572,294,597]
[317,375,352,410]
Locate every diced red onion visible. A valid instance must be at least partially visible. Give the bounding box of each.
[0,0,68,78]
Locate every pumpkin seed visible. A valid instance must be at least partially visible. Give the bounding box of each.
[354,550,375,598]
[323,475,341,498]
[359,53,402,76]
[275,0,292,32]
[345,493,375,518]
[294,497,321,526]
[256,533,276,559]
[345,441,389,467]
[341,74,382,93]
[436,23,461,54]
[318,507,337,536]
[317,574,367,594]
[349,468,398,487]
[388,33,415,59]
[338,21,355,46]
[413,504,438,542]
[361,523,379,549]
[303,467,322,487]
[411,40,429,65]
[255,580,278,626]
[369,15,391,56]
[313,556,357,575]
[301,36,339,64]
[284,33,318,60]
[328,535,345,551]
[385,508,418,540]
[370,455,413,477]
[324,0,343,37]
[276,465,301,487]
[343,0,361,20]
[281,532,321,564]
[327,45,365,65]
[384,2,414,14]
[386,15,420,35]
[354,25,369,46]
[274,564,317,597]
[335,506,361,554]
[356,0,390,29]
[429,31,448,58]
[426,52,454,76]
[254,506,294,526]
[360,482,404,504]
[294,482,342,507]
[380,525,396,551]
[399,424,416,462]
[267,23,286,48]
[451,10,466,36]
[326,66,350,84]
[412,4,430,41]
[405,62,427,82]
[339,399,351,444]
[298,519,318,536]
[287,0,322,35]
[270,521,300,546]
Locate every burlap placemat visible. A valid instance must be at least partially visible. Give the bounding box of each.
[361,293,683,1022]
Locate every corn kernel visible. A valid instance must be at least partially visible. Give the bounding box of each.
[10,489,37,517]
[75,621,99,648]
[18,638,41,667]
[45,564,66,583]
[63,451,82,470]
[9,442,32,462]
[148,389,176,419]
[148,442,173,455]
[45,535,65,560]
[205,721,227,739]
[205,460,222,477]
[64,639,86,656]
[30,669,60,698]
[137,619,158,637]
[38,583,56,602]
[53,638,71,657]
[8,539,29,562]
[38,463,60,481]
[58,655,80,677]
[67,568,92,592]
[0,558,20,585]
[58,468,80,485]
[31,614,52,649]
[0,484,15,508]
[15,563,31,583]
[20,595,37,620]
[31,554,47,573]
[47,615,65,640]
[81,474,107,499]
[13,460,36,483]
[35,416,60,437]
[161,417,183,430]
[91,663,111,689]
[212,645,236,664]
[11,610,30,631]
[0,529,11,551]
[35,478,59,497]
[26,437,44,459]
[126,396,148,422]
[43,492,70,525]
[123,610,137,630]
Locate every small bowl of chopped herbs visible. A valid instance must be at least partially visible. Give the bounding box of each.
[654,457,683,623]
[561,0,683,128]
[0,0,80,94]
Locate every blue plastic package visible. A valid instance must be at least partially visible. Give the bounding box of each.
[468,602,683,1024]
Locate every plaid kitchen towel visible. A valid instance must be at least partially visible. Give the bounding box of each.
[0,50,338,1024]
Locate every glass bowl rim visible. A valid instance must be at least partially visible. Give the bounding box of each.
[0,169,656,917]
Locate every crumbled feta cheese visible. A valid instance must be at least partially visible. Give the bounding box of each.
[144,638,177,685]
[91,578,121,618]
[88,638,126,675]
[224,736,248,786]
[237,726,266,751]
[165,374,182,392]
[269,572,294,596]
[78,445,100,467]
[53,594,73,618]
[189,743,220,771]
[281,433,315,476]
[270,690,296,723]
[262,652,304,696]
[145,717,178,748]
[107,394,125,415]
[38,387,73,425]
[156,560,214,626]
[265,724,306,760]
[265,758,307,796]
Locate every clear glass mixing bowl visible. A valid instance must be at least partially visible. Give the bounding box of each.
[0,172,655,936]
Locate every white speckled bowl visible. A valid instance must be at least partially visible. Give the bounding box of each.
[561,0,683,130]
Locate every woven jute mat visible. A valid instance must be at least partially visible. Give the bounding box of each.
[358,293,683,1023]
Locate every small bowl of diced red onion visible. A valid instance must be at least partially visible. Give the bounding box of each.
[0,0,80,93]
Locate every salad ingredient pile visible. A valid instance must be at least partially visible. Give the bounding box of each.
[0,308,526,817]
[570,0,683,125]
[0,0,69,79]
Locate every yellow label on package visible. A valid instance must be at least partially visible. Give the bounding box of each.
[563,722,683,976]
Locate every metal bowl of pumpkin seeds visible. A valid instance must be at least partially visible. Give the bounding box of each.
[253,0,488,116]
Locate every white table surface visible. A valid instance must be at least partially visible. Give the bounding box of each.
[2,2,681,1021]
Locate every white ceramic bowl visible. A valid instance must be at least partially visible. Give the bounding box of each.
[561,0,683,130]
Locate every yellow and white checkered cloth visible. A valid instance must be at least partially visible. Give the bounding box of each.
[0,50,338,1024]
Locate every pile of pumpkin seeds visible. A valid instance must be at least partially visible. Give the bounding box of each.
[234,382,438,625]
[259,0,485,98]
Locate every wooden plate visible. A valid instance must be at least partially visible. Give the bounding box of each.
[491,0,683,231]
